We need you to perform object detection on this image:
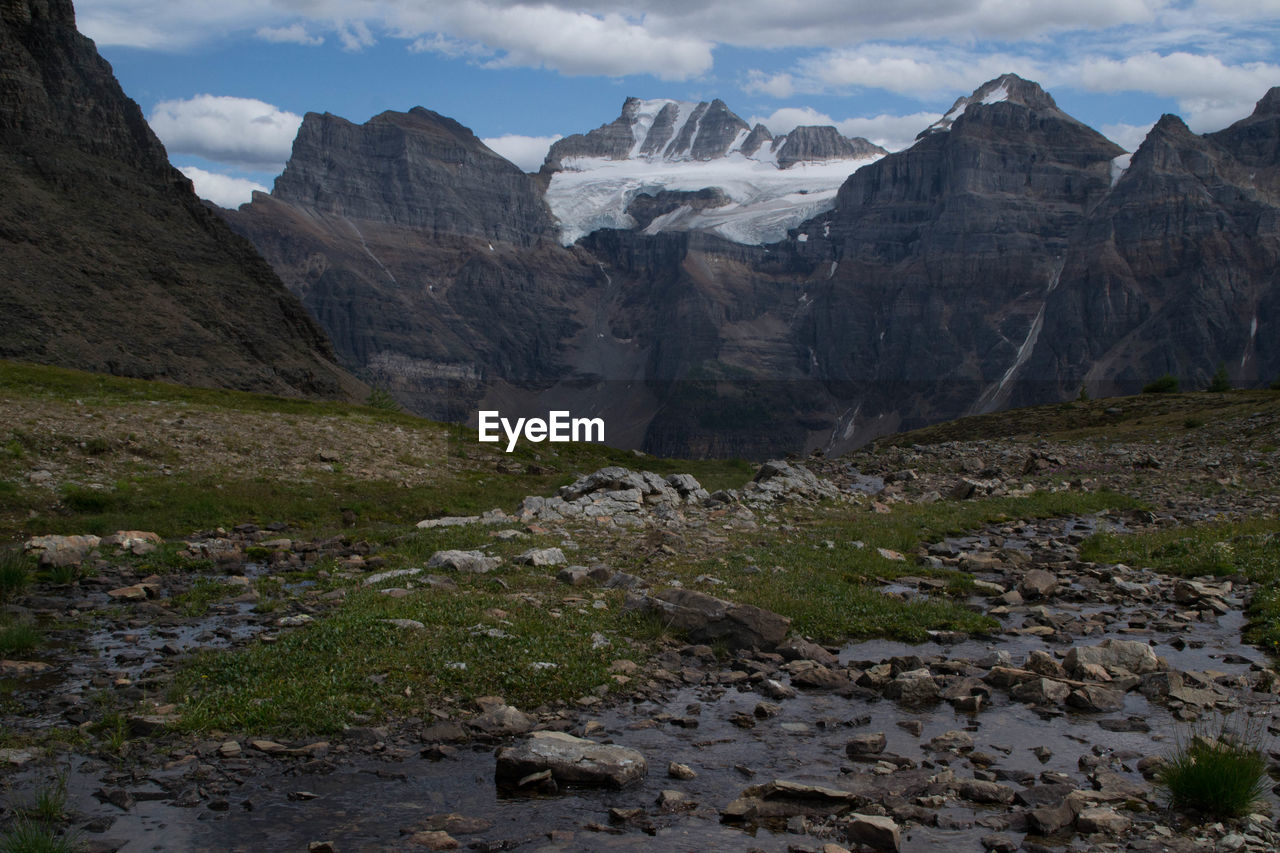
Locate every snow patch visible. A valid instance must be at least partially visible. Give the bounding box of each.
[1110,153,1132,187]
[547,153,880,246]
[981,83,1010,105]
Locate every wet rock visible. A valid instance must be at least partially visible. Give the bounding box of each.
[1076,806,1130,834]
[1066,685,1125,713]
[777,637,840,666]
[844,814,901,852]
[846,733,887,756]
[495,732,646,789]
[668,761,697,780]
[927,730,974,753]
[1027,799,1077,835]
[957,779,1015,805]
[791,664,851,690]
[1025,650,1066,679]
[1011,677,1071,706]
[1064,639,1161,678]
[0,748,38,766]
[882,670,940,706]
[426,550,501,573]
[623,588,789,650]
[1019,569,1058,599]
[406,831,459,850]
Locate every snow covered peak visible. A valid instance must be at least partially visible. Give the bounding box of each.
[922,73,1061,136]
[543,96,887,246]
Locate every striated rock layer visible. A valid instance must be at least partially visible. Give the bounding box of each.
[227,75,1280,456]
[0,0,356,398]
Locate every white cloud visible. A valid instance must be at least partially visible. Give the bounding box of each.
[1071,51,1280,130]
[482,134,562,171]
[744,70,795,99]
[148,95,303,171]
[1101,121,1156,152]
[751,107,941,152]
[256,24,324,46]
[338,20,376,51]
[177,166,268,208]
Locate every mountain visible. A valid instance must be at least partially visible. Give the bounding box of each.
[0,0,356,399]
[221,75,1280,457]
[541,97,887,245]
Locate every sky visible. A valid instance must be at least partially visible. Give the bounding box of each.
[76,0,1280,207]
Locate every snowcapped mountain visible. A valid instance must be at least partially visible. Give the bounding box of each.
[921,73,1066,136]
[543,97,887,245]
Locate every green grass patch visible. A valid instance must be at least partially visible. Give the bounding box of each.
[1157,716,1270,820]
[608,489,1137,644]
[171,577,239,618]
[1081,517,1280,650]
[170,583,632,735]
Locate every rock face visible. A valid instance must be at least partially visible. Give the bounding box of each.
[0,0,354,399]
[775,126,885,168]
[271,109,555,248]
[224,73,1280,457]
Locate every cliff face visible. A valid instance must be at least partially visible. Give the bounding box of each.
[224,75,1280,457]
[272,109,556,247]
[0,0,354,398]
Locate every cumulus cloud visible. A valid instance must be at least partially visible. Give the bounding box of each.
[1101,122,1156,152]
[751,107,940,152]
[482,134,562,171]
[256,24,324,46]
[177,166,268,208]
[148,95,302,171]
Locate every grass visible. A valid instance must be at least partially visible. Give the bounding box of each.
[169,583,633,735]
[0,819,79,853]
[0,549,32,600]
[0,620,41,656]
[1156,716,1270,820]
[170,577,239,618]
[1081,517,1280,651]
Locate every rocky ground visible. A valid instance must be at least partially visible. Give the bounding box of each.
[2,396,1279,852]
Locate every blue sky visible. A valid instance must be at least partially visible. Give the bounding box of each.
[76,0,1280,207]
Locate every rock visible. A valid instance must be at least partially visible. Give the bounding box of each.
[1019,569,1058,599]
[25,534,100,566]
[777,637,840,666]
[469,703,535,737]
[100,530,162,555]
[383,619,426,631]
[1075,806,1130,834]
[957,779,1015,805]
[308,843,338,853]
[882,670,940,706]
[426,550,501,574]
[1027,799,1077,835]
[1064,639,1161,677]
[846,733,887,756]
[406,831,459,850]
[1011,677,1071,706]
[927,730,974,752]
[1066,685,1125,713]
[0,748,38,766]
[790,664,851,690]
[494,732,646,789]
[556,567,590,586]
[363,568,422,586]
[623,588,789,650]
[668,761,697,780]
[107,585,149,601]
[844,814,901,852]
[514,547,566,567]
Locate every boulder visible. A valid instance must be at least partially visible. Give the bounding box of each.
[514,547,566,567]
[623,588,789,650]
[495,732,646,789]
[1064,639,1161,677]
[426,550,501,574]
[845,814,901,852]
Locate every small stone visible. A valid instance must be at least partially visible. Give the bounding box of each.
[845,814,901,851]
[668,762,697,780]
[406,831,459,850]
[1075,806,1130,834]
[847,733,887,756]
[218,741,242,758]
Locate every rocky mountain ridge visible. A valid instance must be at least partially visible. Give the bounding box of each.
[223,74,1279,457]
[0,0,357,400]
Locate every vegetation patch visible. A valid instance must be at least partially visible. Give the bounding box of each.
[1156,716,1270,820]
[1081,517,1280,651]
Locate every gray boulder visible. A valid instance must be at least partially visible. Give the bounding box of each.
[495,732,646,789]
[623,588,790,650]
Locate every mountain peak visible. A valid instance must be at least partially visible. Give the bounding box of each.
[923,73,1061,135]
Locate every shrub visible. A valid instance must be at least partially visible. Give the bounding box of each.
[1157,717,1269,820]
[0,621,40,656]
[1207,364,1232,393]
[366,388,401,412]
[1142,374,1180,394]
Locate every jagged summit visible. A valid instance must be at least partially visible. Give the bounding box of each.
[542,96,887,245]
[922,73,1064,136]
[544,96,884,171]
